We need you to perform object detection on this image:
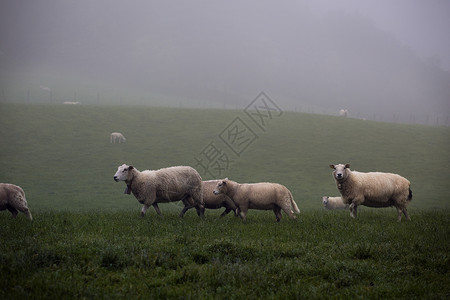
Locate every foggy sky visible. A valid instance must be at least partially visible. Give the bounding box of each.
[0,0,449,123]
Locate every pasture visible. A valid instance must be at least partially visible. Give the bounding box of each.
[0,103,449,298]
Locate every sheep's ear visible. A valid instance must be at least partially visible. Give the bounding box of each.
[345,164,350,169]
[128,165,134,170]
[330,165,335,169]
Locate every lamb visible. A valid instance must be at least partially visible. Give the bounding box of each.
[200,180,237,216]
[113,164,204,217]
[330,164,412,221]
[0,183,33,220]
[110,132,126,144]
[213,178,299,222]
[322,196,349,210]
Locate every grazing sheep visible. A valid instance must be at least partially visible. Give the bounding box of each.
[330,164,412,221]
[110,132,126,144]
[0,183,32,220]
[213,178,299,222]
[322,196,349,210]
[113,164,204,217]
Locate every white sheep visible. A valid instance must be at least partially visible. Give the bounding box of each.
[213,178,300,222]
[63,101,80,105]
[113,164,204,217]
[322,196,349,210]
[339,109,349,117]
[201,180,238,216]
[110,132,126,144]
[330,164,412,221]
[0,183,32,220]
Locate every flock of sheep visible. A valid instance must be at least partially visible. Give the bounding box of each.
[111,162,412,222]
[1,131,413,222]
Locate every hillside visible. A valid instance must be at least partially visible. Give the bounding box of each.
[0,103,449,212]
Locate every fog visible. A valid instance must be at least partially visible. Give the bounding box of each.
[1,0,449,124]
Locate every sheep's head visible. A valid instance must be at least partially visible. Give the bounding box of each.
[213,178,228,195]
[114,164,134,182]
[322,196,329,205]
[330,164,350,182]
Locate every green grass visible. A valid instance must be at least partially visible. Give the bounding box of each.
[0,103,449,211]
[0,103,449,298]
[1,210,449,299]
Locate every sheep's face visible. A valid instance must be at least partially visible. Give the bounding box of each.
[213,179,228,195]
[322,196,329,205]
[330,164,350,181]
[114,164,134,182]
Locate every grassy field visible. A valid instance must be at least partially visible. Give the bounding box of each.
[1,210,449,299]
[0,103,449,298]
[0,103,449,211]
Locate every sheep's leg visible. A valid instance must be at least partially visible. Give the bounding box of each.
[152,203,162,216]
[396,207,403,222]
[141,204,150,217]
[7,206,18,218]
[239,206,248,221]
[236,207,241,216]
[273,206,282,222]
[179,205,191,218]
[402,208,411,221]
[349,203,357,218]
[396,207,410,222]
[197,205,205,217]
[220,207,231,217]
[179,196,200,218]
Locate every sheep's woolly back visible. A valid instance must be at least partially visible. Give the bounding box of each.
[322,196,348,210]
[0,183,33,220]
[125,165,204,206]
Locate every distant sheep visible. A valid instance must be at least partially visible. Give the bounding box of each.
[63,101,80,105]
[110,132,126,144]
[339,109,348,117]
[330,164,412,221]
[322,196,349,210]
[213,178,299,222]
[0,183,32,220]
[113,164,204,217]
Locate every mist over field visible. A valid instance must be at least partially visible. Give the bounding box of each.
[1,0,449,124]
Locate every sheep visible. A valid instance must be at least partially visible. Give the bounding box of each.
[201,180,238,216]
[63,101,80,105]
[0,183,32,220]
[339,109,349,117]
[213,178,299,222]
[110,132,126,144]
[330,164,412,221]
[113,164,204,217]
[168,180,237,217]
[322,196,349,210]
